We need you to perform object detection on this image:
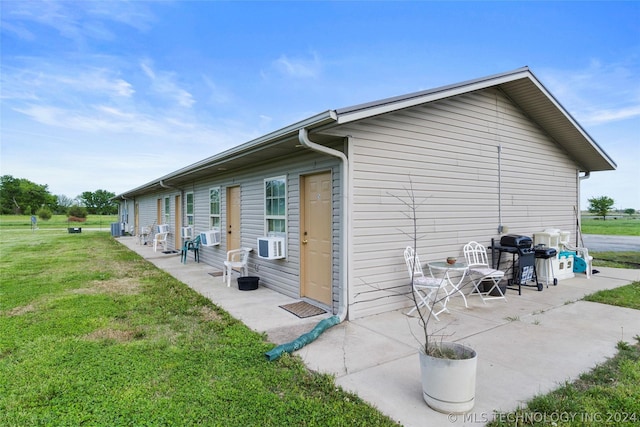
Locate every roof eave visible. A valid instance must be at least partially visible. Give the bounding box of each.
[334,66,616,172]
[335,67,532,124]
[113,110,338,199]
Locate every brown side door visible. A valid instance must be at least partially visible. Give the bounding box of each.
[156,198,162,226]
[174,195,182,248]
[301,172,332,305]
[226,186,241,251]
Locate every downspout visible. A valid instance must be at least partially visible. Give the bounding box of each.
[159,180,184,245]
[159,180,176,190]
[265,127,350,361]
[497,145,503,234]
[577,171,591,247]
[120,196,129,234]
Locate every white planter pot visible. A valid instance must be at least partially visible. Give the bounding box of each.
[419,342,477,414]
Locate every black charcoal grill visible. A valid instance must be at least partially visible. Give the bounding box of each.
[490,234,542,294]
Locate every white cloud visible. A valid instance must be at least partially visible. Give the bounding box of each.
[273,52,322,78]
[0,20,36,40]
[202,75,232,104]
[585,105,640,126]
[140,60,195,108]
[259,114,273,129]
[0,0,155,43]
[541,59,640,127]
[14,103,201,138]
[1,65,134,101]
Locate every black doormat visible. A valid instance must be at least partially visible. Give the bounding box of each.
[279,301,327,319]
[162,250,179,254]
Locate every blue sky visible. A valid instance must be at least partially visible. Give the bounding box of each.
[1,1,639,210]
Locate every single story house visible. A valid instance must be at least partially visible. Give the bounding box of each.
[113,67,615,320]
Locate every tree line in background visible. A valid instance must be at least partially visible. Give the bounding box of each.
[0,175,118,219]
[587,196,636,220]
[2,175,635,222]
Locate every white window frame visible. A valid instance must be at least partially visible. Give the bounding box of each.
[186,192,194,226]
[163,197,170,225]
[264,176,287,237]
[209,187,221,230]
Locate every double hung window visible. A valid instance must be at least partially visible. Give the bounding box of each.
[186,192,194,226]
[264,176,286,236]
[163,197,170,224]
[209,188,221,230]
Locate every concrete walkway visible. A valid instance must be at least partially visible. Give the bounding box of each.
[117,237,640,426]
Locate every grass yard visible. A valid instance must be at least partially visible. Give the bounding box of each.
[585,281,640,310]
[0,231,398,426]
[591,251,640,269]
[0,214,118,230]
[580,218,640,236]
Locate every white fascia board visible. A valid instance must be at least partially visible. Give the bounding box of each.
[176,110,338,173]
[525,75,617,170]
[336,71,531,125]
[113,111,338,199]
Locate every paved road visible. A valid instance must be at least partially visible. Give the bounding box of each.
[582,234,640,252]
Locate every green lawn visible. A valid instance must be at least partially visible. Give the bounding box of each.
[2,215,638,426]
[580,218,640,236]
[0,214,118,230]
[591,251,640,269]
[0,232,397,426]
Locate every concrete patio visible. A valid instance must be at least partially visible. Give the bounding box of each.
[117,236,640,426]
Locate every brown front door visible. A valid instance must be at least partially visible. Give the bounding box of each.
[174,195,182,248]
[226,186,241,251]
[156,198,162,226]
[134,203,139,236]
[301,172,332,305]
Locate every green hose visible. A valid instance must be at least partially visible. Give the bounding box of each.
[265,315,340,361]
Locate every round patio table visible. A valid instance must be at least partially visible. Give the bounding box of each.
[427,261,470,308]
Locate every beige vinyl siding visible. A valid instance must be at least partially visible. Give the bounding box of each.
[134,197,157,236]
[133,190,180,250]
[337,87,579,318]
[165,151,342,308]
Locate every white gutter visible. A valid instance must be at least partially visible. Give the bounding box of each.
[577,171,591,246]
[298,128,349,322]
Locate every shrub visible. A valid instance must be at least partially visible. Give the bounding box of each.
[36,207,52,221]
[67,205,88,219]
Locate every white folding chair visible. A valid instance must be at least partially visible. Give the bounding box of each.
[223,248,252,287]
[153,224,170,252]
[138,225,151,245]
[404,247,448,320]
[463,241,507,303]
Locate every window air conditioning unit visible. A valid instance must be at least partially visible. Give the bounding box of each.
[257,236,286,259]
[181,226,193,239]
[157,224,170,234]
[200,229,221,246]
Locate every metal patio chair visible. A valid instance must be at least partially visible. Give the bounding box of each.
[463,241,507,303]
[404,246,448,320]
